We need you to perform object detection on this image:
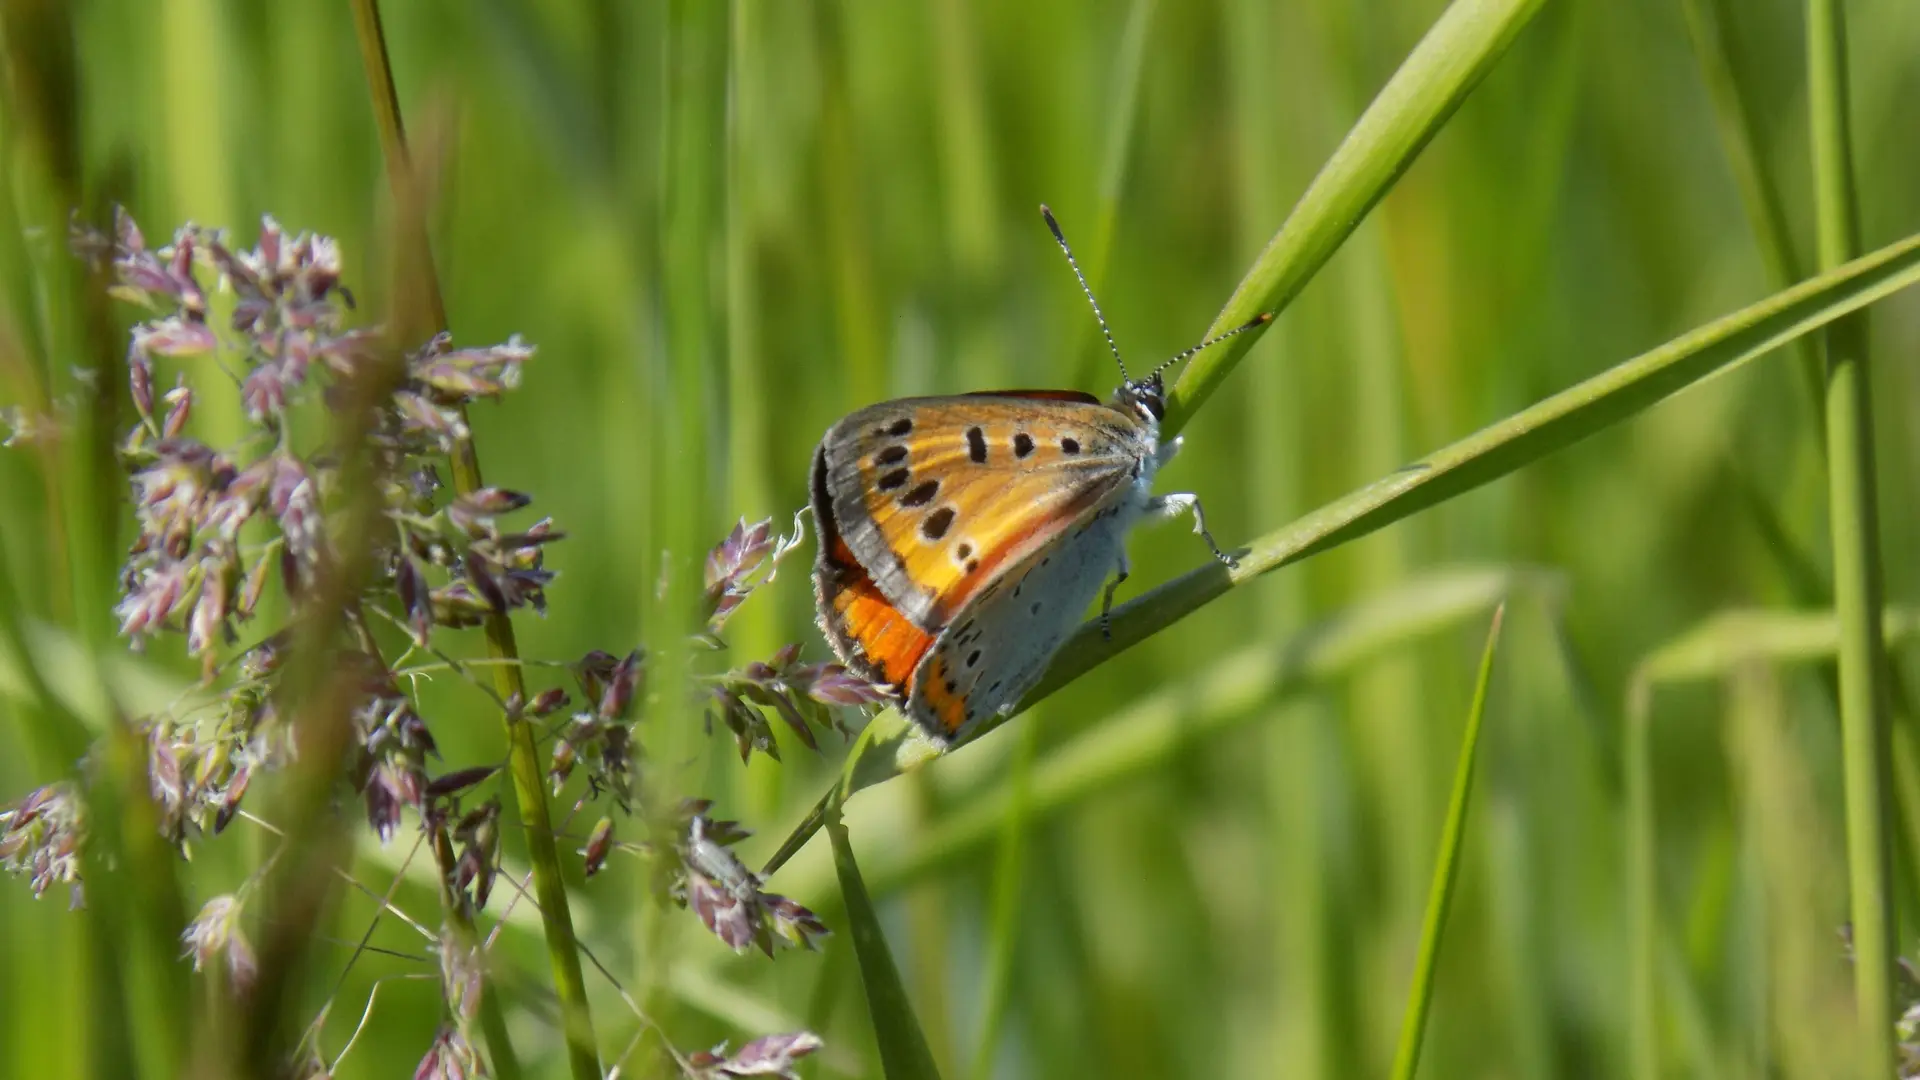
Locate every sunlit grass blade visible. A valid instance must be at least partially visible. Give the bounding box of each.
[1625,606,1920,1078]
[1389,604,1503,1080]
[763,224,1920,875]
[1166,0,1547,436]
[827,809,945,1080]
[768,567,1533,898]
[1806,1,1897,1071]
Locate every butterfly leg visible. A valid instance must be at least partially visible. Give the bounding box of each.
[1147,492,1239,569]
[1101,550,1131,640]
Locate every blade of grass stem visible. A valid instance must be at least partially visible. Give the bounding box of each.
[1679,0,1821,405]
[771,567,1530,903]
[827,808,945,1080]
[1807,2,1897,1072]
[347,3,597,1077]
[1167,0,1547,437]
[765,226,1920,875]
[0,545,164,1080]
[811,2,886,403]
[724,0,789,812]
[1389,604,1504,1080]
[1066,0,1154,389]
[1626,606,1920,1079]
[1725,464,1920,918]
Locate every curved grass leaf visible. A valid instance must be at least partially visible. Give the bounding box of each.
[1390,605,1504,1080]
[827,810,945,1080]
[763,226,1920,876]
[770,567,1534,903]
[1166,0,1548,436]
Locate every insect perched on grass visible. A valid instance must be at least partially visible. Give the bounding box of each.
[809,205,1271,746]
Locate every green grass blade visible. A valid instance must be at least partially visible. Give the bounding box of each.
[1679,0,1809,289]
[1626,606,1920,1078]
[1680,0,1823,408]
[1390,603,1504,1080]
[768,568,1531,898]
[1637,608,1919,685]
[763,224,1920,875]
[1030,226,1920,709]
[827,809,945,1080]
[347,3,598,1076]
[1807,1,1897,1072]
[1165,0,1547,437]
[1625,674,1659,1080]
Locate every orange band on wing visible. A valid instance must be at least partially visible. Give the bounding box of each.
[822,536,933,689]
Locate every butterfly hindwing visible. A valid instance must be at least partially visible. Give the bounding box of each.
[905,498,1142,739]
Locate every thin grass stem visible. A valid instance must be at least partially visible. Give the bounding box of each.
[1166,0,1547,437]
[346,3,596,1077]
[1389,604,1503,1080]
[1806,1,1897,1073]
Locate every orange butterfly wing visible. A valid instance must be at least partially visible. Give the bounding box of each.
[814,395,1148,630]
[811,393,1158,740]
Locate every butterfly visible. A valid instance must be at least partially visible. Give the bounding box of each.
[810,205,1270,747]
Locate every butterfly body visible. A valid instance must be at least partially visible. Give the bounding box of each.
[810,383,1191,745]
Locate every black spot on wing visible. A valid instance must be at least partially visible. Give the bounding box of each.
[878,468,910,491]
[875,445,908,466]
[1060,437,1080,454]
[888,418,914,436]
[1013,432,1034,458]
[922,506,955,540]
[901,480,940,507]
[967,426,987,463]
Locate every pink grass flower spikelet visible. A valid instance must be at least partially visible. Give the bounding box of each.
[20,207,868,1070]
[687,1031,824,1079]
[414,1026,486,1080]
[0,784,86,907]
[181,893,257,994]
[676,812,828,956]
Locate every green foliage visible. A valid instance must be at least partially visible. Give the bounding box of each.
[2,1,1918,1078]
[1391,604,1504,1080]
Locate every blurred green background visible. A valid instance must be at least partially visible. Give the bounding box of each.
[3,0,1920,1077]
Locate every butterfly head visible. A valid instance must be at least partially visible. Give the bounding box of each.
[1113,374,1166,424]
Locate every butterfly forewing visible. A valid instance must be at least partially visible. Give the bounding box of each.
[816,396,1148,629]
